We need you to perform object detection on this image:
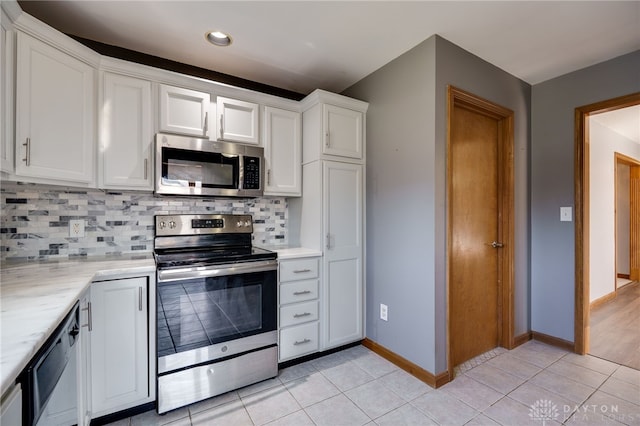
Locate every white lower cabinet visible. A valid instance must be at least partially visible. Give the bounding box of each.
[278,257,320,362]
[322,161,363,349]
[0,383,22,426]
[90,275,154,417]
[279,322,319,361]
[78,288,92,426]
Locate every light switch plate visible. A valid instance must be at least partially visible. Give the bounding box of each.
[560,207,572,222]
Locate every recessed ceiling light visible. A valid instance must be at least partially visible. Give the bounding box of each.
[205,31,232,47]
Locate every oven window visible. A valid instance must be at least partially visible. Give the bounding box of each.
[157,271,276,356]
[161,147,239,189]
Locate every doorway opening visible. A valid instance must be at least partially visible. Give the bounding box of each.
[446,86,515,377]
[574,92,640,360]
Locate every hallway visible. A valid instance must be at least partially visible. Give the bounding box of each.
[590,281,640,370]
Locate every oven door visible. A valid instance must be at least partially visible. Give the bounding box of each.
[156,259,277,374]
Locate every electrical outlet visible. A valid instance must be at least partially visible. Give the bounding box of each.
[380,303,388,321]
[69,219,85,238]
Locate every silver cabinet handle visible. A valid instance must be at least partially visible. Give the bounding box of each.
[203,111,209,135]
[293,312,312,318]
[139,287,143,311]
[267,169,271,185]
[220,115,224,139]
[82,302,92,331]
[326,233,331,249]
[144,159,148,180]
[490,241,504,248]
[293,269,311,274]
[23,138,31,166]
[294,338,311,346]
[325,131,330,147]
[293,290,312,296]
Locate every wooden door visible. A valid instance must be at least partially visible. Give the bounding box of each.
[448,87,514,369]
[631,165,640,281]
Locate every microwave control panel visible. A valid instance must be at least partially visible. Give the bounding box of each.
[243,156,261,189]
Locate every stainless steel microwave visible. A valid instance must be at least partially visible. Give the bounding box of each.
[155,133,264,197]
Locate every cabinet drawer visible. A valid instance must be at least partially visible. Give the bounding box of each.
[280,279,318,305]
[279,258,319,282]
[279,300,318,327]
[279,322,319,361]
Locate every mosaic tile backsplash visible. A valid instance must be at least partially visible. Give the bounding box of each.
[1,181,287,261]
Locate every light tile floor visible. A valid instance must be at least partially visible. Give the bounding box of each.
[110,341,640,425]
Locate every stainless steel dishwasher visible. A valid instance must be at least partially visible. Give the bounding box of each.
[22,302,80,426]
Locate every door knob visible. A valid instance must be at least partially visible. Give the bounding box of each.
[490,241,504,248]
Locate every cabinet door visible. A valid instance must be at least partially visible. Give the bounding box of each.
[323,104,363,159]
[264,106,301,196]
[1,10,14,174]
[159,84,210,137]
[101,73,153,190]
[78,289,92,426]
[15,32,95,183]
[216,96,259,144]
[91,277,149,416]
[323,161,363,349]
[0,384,21,426]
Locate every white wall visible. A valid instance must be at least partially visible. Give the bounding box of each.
[617,164,630,276]
[589,119,640,302]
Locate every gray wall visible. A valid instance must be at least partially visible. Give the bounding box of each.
[343,35,531,374]
[344,37,439,372]
[530,50,640,342]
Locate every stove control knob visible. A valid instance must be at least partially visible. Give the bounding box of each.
[169,221,176,229]
[158,221,166,229]
[244,220,251,227]
[237,221,243,228]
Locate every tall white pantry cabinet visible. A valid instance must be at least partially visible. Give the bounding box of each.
[293,89,368,350]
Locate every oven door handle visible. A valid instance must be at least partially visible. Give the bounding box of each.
[157,259,277,282]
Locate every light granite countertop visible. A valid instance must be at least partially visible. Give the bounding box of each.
[0,255,156,396]
[257,245,322,260]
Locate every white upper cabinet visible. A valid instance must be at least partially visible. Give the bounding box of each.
[216,96,260,144]
[15,32,95,184]
[263,106,301,196]
[159,84,210,137]
[1,9,14,174]
[323,104,363,159]
[301,89,367,163]
[100,72,153,190]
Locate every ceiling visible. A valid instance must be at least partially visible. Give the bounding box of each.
[591,105,640,144]
[16,1,640,96]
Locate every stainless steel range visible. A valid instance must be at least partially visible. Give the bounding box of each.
[154,214,278,414]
